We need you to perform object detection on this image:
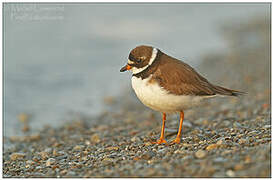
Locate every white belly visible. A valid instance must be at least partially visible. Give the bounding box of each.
[132,76,212,113]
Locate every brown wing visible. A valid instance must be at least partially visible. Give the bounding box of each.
[152,54,217,96]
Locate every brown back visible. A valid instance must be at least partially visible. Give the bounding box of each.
[134,49,243,96]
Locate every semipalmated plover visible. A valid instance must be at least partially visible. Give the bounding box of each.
[120,45,244,144]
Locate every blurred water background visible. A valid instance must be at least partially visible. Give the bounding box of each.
[3,3,270,136]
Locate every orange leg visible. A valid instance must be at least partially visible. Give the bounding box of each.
[171,111,184,144]
[152,113,167,144]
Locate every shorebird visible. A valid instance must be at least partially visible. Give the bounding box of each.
[120,45,244,144]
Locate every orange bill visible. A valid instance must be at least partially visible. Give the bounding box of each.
[120,64,132,72]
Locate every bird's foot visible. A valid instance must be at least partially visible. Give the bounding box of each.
[151,138,167,145]
[170,137,181,144]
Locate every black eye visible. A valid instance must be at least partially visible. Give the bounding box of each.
[136,59,141,63]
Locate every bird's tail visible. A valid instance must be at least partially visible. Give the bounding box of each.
[212,85,246,97]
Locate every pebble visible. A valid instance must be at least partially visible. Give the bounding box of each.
[213,157,227,163]
[90,134,101,143]
[234,164,244,171]
[46,158,56,167]
[44,148,52,153]
[35,166,42,170]
[66,171,76,177]
[85,140,91,145]
[10,153,26,161]
[216,138,225,145]
[52,149,58,156]
[102,158,114,165]
[174,149,184,154]
[264,124,271,129]
[233,122,243,128]
[226,170,235,177]
[195,150,207,159]
[182,143,192,147]
[39,151,49,160]
[130,136,140,142]
[206,144,219,150]
[26,160,34,165]
[141,151,156,160]
[238,138,247,145]
[33,172,44,176]
[73,145,85,151]
[157,148,166,153]
[105,146,119,151]
[26,134,41,141]
[60,169,68,175]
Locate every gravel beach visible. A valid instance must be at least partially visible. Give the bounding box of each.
[3,18,270,178]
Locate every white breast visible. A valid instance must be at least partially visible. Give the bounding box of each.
[131,75,213,113]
